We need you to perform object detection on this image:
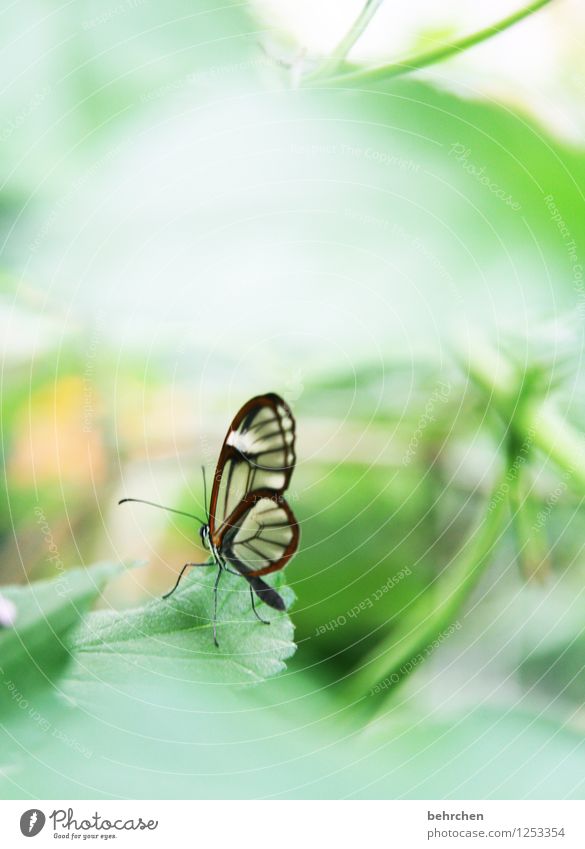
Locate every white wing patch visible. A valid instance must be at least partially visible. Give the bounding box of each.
[226,429,255,453]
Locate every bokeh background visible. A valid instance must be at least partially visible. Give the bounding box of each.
[2,0,585,799]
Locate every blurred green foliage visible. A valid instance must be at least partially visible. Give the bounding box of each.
[2,0,585,800]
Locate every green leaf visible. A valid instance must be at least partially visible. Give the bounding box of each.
[66,569,296,687]
[0,563,121,710]
[363,705,585,799]
[1,671,584,799]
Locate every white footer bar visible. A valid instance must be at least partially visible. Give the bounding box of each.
[1,800,583,848]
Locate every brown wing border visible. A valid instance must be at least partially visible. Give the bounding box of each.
[219,488,300,577]
[208,392,296,540]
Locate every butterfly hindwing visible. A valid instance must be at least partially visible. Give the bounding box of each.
[221,492,299,577]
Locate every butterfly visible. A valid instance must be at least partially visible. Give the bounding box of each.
[120,393,299,645]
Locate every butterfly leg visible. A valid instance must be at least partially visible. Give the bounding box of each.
[162,562,212,599]
[249,585,270,625]
[212,566,223,647]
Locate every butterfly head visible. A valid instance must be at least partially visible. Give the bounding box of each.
[199,524,211,549]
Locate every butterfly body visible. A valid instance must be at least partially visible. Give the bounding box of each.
[200,519,287,613]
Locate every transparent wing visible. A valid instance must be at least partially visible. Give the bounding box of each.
[209,393,296,538]
[220,493,299,577]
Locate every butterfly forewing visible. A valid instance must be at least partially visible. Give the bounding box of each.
[210,393,296,538]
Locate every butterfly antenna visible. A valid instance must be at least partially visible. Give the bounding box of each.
[118,498,206,525]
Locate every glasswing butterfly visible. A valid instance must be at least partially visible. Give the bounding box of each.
[120,393,299,645]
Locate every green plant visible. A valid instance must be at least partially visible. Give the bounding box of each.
[305,0,555,86]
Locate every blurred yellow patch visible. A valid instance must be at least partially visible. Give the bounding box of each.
[8,376,106,487]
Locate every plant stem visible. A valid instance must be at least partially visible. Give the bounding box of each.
[348,473,510,701]
[518,401,585,491]
[306,0,555,87]
[508,464,550,582]
[311,0,386,80]
[461,335,585,495]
